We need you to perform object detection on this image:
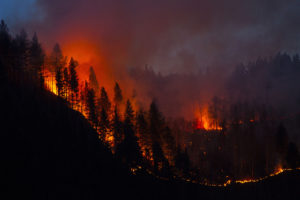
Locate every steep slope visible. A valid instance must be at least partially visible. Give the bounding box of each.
[0,80,130,184]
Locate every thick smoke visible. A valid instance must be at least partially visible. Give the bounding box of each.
[28,0,300,73]
[7,0,300,118]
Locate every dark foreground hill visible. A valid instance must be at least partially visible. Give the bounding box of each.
[0,79,299,200]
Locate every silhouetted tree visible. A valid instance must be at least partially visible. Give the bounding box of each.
[152,141,171,176]
[149,100,171,174]
[55,65,63,96]
[114,82,123,105]
[50,43,64,70]
[69,57,79,108]
[86,87,98,128]
[136,109,152,161]
[89,66,99,94]
[97,87,111,141]
[99,107,110,142]
[112,105,123,149]
[63,67,70,100]
[80,81,89,113]
[12,29,30,72]
[0,20,11,75]
[29,32,44,84]
[98,87,111,113]
[209,96,222,129]
[116,100,142,166]
[162,126,176,164]
[50,43,65,91]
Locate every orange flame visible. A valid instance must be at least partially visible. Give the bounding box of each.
[194,105,222,131]
[43,69,58,95]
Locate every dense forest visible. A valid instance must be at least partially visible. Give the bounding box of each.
[0,19,188,182]
[0,18,300,195]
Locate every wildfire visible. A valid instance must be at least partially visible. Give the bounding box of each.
[194,106,222,131]
[43,68,58,95]
[234,166,292,185]
[42,60,297,187]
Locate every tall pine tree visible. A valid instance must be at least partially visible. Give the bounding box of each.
[116,100,142,167]
[89,66,99,94]
[68,57,79,108]
[98,87,111,141]
[0,20,11,75]
[114,82,123,105]
[112,104,123,150]
[51,43,64,93]
[86,87,98,128]
[13,29,29,72]
[29,32,44,84]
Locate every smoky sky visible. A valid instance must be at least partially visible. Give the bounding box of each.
[3,0,299,74]
[2,0,300,120]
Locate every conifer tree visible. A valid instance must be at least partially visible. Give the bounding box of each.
[114,82,123,105]
[152,141,170,175]
[50,43,64,70]
[149,100,170,174]
[55,66,63,96]
[98,87,111,113]
[86,87,98,128]
[149,100,163,143]
[89,66,99,94]
[63,67,70,100]
[98,87,111,141]
[13,29,30,72]
[68,57,79,108]
[136,109,152,161]
[29,32,44,83]
[50,43,64,92]
[80,81,90,114]
[116,100,142,166]
[112,105,123,149]
[0,20,11,74]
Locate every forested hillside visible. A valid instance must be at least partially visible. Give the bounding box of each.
[1,19,300,200]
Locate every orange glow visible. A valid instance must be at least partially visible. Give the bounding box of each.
[235,166,289,185]
[60,38,119,97]
[105,132,115,148]
[272,164,284,176]
[60,38,141,110]
[194,105,222,131]
[43,69,58,95]
[62,40,100,65]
